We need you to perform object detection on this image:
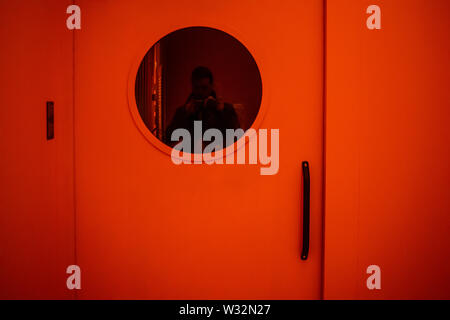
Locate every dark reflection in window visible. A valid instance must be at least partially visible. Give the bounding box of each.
[135,27,262,150]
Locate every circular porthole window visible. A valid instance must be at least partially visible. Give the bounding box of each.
[134,27,263,152]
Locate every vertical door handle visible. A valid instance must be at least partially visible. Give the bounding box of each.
[301,161,310,260]
[46,101,54,140]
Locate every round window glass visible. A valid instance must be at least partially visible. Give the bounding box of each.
[135,27,262,152]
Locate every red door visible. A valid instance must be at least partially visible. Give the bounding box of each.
[0,0,75,299]
[74,0,325,299]
[324,0,450,299]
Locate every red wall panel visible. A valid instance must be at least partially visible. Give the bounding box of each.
[0,0,75,299]
[325,0,450,299]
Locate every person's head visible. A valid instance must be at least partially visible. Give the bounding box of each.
[191,66,213,100]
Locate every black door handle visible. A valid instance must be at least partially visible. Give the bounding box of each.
[46,101,54,140]
[301,161,310,260]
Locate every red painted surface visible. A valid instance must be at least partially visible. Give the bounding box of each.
[74,0,324,299]
[324,0,450,299]
[0,0,75,299]
[0,0,449,300]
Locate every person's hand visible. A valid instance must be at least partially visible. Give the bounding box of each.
[185,98,197,114]
[205,96,224,111]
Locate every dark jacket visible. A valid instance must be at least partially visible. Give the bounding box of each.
[165,97,240,150]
